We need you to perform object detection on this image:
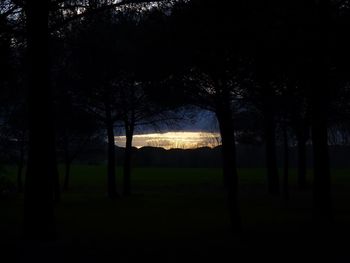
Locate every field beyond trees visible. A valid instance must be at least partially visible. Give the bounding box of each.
[1,166,349,262]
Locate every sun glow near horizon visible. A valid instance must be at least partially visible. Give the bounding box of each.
[115,131,221,150]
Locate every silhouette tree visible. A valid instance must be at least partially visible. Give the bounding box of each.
[55,95,100,192]
[114,77,180,196]
[23,0,57,239]
[1,103,28,192]
[307,0,333,224]
[21,0,170,239]
[241,0,295,196]
[281,120,289,201]
[286,81,310,190]
[148,0,248,231]
[244,78,281,195]
[69,16,122,198]
[0,1,27,192]
[290,0,344,223]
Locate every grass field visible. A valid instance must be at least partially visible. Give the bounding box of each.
[0,166,350,262]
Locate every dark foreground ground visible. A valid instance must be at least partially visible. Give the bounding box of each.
[1,167,349,262]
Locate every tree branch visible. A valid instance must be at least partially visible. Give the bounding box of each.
[49,0,167,32]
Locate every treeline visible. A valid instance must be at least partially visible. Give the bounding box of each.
[114,145,350,169]
[1,0,350,239]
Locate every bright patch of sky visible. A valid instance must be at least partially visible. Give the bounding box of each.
[115,131,221,149]
[115,109,220,149]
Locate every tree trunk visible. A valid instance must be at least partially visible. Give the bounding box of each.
[17,139,25,193]
[311,86,332,223]
[216,105,240,233]
[282,123,289,201]
[23,0,56,240]
[105,103,118,199]
[296,127,307,189]
[63,161,71,192]
[62,135,70,191]
[310,0,332,224]
[53,161,60,203]
[264,110,279,195]
[123,124,134,196]
[311,105,332,223]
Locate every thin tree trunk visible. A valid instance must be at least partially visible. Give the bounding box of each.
[17,139,25,193]
[264,110,279,195]
[105,103,118,199]
[311,0,332,224]
[63,161,71,192]
[282,123,289,201]
[311,91,332,223]
[23,0,56,240]
[311,97,332,223]
[216,105,240,233]
[53,164,60,203]
[123,124,134,196]
[296,127,307,189]
[62,135,70,191]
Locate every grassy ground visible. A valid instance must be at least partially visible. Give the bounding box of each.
[0,166,349,262]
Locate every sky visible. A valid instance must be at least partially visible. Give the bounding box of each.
[115,131,221,149]
[115,109,220,149]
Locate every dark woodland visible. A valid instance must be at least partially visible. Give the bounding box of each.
[1,0,350,262]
